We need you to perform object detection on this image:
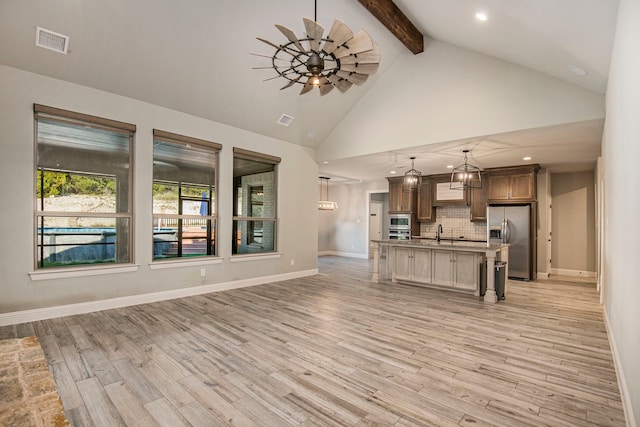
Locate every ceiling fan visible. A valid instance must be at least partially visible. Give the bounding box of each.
[254,1,380,95]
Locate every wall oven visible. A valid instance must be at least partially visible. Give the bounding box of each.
[389,214,412,240]
[389,229,411,240]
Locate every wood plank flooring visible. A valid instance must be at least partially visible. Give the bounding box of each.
[0,256,626,426]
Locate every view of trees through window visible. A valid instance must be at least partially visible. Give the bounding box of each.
[35,109,133,269]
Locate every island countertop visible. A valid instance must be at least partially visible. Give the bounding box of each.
[370,239,509,303]
[372,239,507,253]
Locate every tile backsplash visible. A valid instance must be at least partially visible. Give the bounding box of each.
[419,206,487,241]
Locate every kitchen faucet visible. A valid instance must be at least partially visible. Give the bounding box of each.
[436,224,443,242]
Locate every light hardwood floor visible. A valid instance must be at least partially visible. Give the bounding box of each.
[0,256,626,426]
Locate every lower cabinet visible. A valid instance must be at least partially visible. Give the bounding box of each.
[431,250,479,291]
[393,246,479,291]
[393,247,432,284]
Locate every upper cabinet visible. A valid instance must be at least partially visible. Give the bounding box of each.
[469,172,487,221]
[387,176,417,213]
[487,165,540,203]
[416,178,435,222]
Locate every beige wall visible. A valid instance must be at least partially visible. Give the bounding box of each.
[602,0,640,424]
[318,39,605,162]
[551,172,596,274]
[0,65,319,316]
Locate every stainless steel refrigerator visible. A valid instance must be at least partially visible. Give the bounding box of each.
[488,205,532,280]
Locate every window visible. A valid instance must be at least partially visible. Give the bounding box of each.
[34,104,135,269]
[232,148,280,255]
[152,130,220,260]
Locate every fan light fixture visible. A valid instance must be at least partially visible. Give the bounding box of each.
[318,177,339,211]
[254,0,380,95]
[450,150,482,190]
[404,156,422,190]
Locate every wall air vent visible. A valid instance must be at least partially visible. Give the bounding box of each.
[277,114,294,127]
[35,27,69,54]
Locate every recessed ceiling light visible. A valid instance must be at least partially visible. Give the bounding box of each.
[523,156,532,161]
[390,170,397,174]
[446,165,454,169]
[322,161,329,164]
[475,12,488,21]
[568,64,588,76]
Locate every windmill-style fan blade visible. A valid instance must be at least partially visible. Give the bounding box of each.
[334,30,374,59]
[303,18,324,52]
[299,78,315,95]
[280,76,302,90]
[275,24,305,52]
[322,20,353,54]
[340,62,379,75]
[318,77,334,96]
[327,74,353,93]
[336,70,369,85]
[257,37,281,50]
[339,43,381,65]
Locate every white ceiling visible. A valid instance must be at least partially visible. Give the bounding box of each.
[0,0,620,182]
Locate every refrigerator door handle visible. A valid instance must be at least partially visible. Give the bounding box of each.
[504,219,510,243]
[502,219,507,243]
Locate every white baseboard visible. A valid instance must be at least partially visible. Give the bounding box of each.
[603,306,637,427]
[318,251,368,259]
[536,271,550,279]
[0,268,318,327]
[550,268,596,278]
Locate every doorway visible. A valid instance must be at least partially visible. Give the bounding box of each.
[368,192,388,259]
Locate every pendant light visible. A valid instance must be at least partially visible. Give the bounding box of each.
[404,156,422,190]
[318,177,339,211]
[450,150,482,190]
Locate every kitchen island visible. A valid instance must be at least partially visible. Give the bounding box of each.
[371,239,509,303]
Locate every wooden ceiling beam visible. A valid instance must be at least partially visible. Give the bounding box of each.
[356,0,423,54]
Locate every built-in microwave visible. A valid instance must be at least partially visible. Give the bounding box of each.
[389,213,411,229]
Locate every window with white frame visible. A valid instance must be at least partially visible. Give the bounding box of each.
[232,148,280,255]
[34,104,134,269]
[152,130,220,260]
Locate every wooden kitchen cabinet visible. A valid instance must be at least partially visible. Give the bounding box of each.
[387,176,416,213]
[393,247,432,284]
[487,165,539,202]
[469,172,487,221]
[431,249,479,290]
[417,178,435,222]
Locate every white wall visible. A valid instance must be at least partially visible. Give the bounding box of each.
[0,65,319,316]
[602,0,640,424]
[318,40,605,162]
[317,180,388,257]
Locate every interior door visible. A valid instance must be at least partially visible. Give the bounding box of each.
[369,200,383,258]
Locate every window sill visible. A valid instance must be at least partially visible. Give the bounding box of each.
[229,252,282,263]
[29,264,139,281]
[149,257,224,270]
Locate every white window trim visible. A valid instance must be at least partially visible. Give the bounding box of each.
[29,264,139,281]
[229,252,282,262]
[149,257,224,270]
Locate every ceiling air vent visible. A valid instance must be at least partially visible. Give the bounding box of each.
[35,27,69,54]
[277,114,294,127]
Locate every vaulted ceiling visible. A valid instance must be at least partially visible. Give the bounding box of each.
[0,0,620,181]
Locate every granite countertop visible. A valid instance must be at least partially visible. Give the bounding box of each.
[373,239,507,251]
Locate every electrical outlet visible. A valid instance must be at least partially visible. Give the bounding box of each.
[200,268,206,277]
[290,259,295,266]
